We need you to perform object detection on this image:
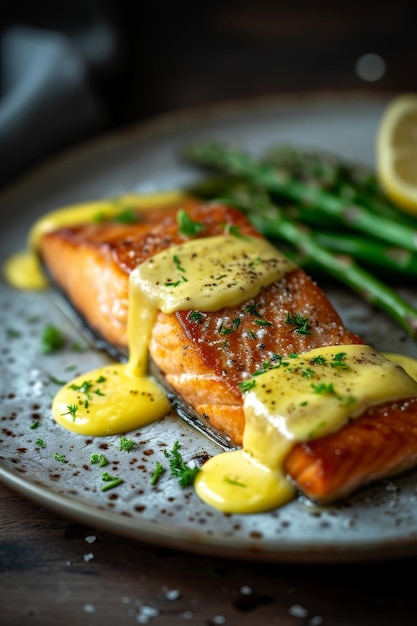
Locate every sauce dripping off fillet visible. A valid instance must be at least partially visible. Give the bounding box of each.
[6,193,417,513]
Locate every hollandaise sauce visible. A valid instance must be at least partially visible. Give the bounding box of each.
[194,346,417,513]
[6,191,417,515]
[52,227,296,439]
[3,191,188,291]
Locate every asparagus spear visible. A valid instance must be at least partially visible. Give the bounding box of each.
[264,144,417,228]
[315,232,417,278]
[186,177,417,337]
[246,201,417,338]
[184,141,417,252]
[190,176,417,278]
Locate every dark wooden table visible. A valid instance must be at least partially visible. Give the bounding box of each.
[2,3,417,624]
[1,479,416,626]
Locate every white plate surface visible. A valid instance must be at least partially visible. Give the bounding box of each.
[2,92,417,563]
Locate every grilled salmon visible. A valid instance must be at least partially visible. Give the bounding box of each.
[40,197,417,503]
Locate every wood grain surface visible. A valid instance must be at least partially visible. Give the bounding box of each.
[1,480,416,626]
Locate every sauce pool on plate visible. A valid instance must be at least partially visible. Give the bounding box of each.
[4,191,417,514]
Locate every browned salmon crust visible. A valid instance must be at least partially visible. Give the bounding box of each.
[40,198,417,503]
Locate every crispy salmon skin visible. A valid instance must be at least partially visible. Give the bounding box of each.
[40,198,417,503]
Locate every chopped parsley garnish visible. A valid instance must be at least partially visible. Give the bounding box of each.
[311,355,327,365]
[239,378,257,393]
[35,438,46,448]
[150,461,166,485]
[219,318,241,335]
[173,254,186,273]
[30,421,39,430]
[239,355,287,393]
[301,368,315,379]
[49,375,67,385]
[244,303,261,316]
[331,352,349,368]
[311,382,336,395]
[223,224,249,239]
[90,453,109,467]
[188,311,205,323]
[253,354,288,376]
[223,476,246,487]
[164,276,188,288]
[113,207,138,223]
[69,377,106,406]
[6,328,21,338]
[61,404,78,421]
[254,318,273,327]
[243,303,272,328]
[71,340,86,352]
[70,380,93,398]
[40,324,65,353]
[119,436,135,452]
[53,452,68,463]
[285,312,312,336]
[177,209,205,237]
[163,441,200,487]
[101,472,124,491]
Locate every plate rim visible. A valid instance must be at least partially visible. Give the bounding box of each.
[2,89,414,564]
[0,89,392,203]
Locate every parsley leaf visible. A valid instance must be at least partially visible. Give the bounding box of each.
[119,436,135,452]
[40,324,65,353]
[150,461,166,485]
[53,452,68,463]
[112,207,138,223]
[90,453,109,467]
[285,312,312,336]
[177,209,205,237]
[163,441,200,487]
[61,404,78,421]
[101,472,124,491]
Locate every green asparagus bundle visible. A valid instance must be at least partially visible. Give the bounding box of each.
[182,141,417,339]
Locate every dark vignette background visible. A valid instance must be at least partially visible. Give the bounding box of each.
[1,0,416,187]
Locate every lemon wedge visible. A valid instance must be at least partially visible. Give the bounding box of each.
[376,94,417,215]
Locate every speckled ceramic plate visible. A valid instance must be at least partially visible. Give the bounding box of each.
[2,92,417,563]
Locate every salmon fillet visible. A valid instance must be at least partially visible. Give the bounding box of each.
[40,198,417,503]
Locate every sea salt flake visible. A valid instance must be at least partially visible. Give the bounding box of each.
[83,553,94,562]
[289,604,308,618]
[165,589,181,601]
[85,535,96,544]
[83,604,96,613]
[136,605,160,623]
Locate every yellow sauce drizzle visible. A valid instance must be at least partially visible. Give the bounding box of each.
[130,235,296,315]
[194,346,417,513]
[52,232,295,436]
[53,363,171,436]
[7,191,417,514]
[3,251,48,290]
[3,190,187,290]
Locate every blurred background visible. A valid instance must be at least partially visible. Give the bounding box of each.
[1,0,416,187]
